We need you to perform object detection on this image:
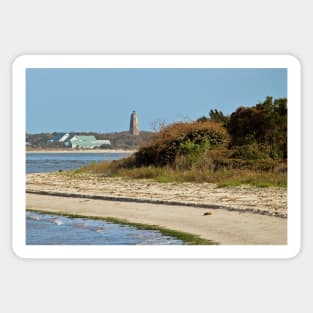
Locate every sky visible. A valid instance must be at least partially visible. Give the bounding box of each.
[26,68,287,133]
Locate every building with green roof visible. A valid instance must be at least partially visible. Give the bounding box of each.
[69,135,110,149]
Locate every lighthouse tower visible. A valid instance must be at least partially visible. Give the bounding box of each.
[129,110,139,136]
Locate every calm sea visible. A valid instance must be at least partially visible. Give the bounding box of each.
[26,211,182,245]
[26,152,129,173]
[26,152,183,245]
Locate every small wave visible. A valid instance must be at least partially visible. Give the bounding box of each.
[53,219,63,225]
[95,228,105,233]
[29,215,41,221]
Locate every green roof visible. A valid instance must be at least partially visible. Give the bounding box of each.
[72,136,96,141]
[70,135,103,148]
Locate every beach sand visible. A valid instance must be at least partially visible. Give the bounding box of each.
[27,172,287,217]
[26,173,287,245]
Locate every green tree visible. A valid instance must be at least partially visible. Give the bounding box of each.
[228,97,287,159]
[209,109,230,127]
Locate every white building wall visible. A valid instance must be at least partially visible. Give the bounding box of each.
[59,133,70,142]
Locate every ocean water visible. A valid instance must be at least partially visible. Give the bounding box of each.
[26,152,184,245]
[26,152,129,173]
[27,211,183,245]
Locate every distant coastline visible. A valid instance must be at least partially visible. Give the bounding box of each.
[26,148,137,154]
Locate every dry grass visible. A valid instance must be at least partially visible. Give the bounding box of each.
[76,161,287,187]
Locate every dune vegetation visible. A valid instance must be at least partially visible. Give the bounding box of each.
[76,97,287,187]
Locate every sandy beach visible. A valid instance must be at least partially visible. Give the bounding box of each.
[26,172,287,244]
[27,193,287,245]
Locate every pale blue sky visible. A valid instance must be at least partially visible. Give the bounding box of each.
[26,68,287,133]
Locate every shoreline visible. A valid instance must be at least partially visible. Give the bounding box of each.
[27,208,216,245]
[26,172,288,245]
[26,193,287,245]
[26,149,137,154]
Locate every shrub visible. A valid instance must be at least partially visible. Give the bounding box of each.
[230,144,270,160]
[134,120,229,167]
[178,139,210,166]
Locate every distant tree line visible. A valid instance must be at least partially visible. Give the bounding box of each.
[26,131,155,150]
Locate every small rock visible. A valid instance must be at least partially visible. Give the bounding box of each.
[203,212,212,216]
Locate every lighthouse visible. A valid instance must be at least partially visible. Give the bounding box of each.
[129,110,139,136]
